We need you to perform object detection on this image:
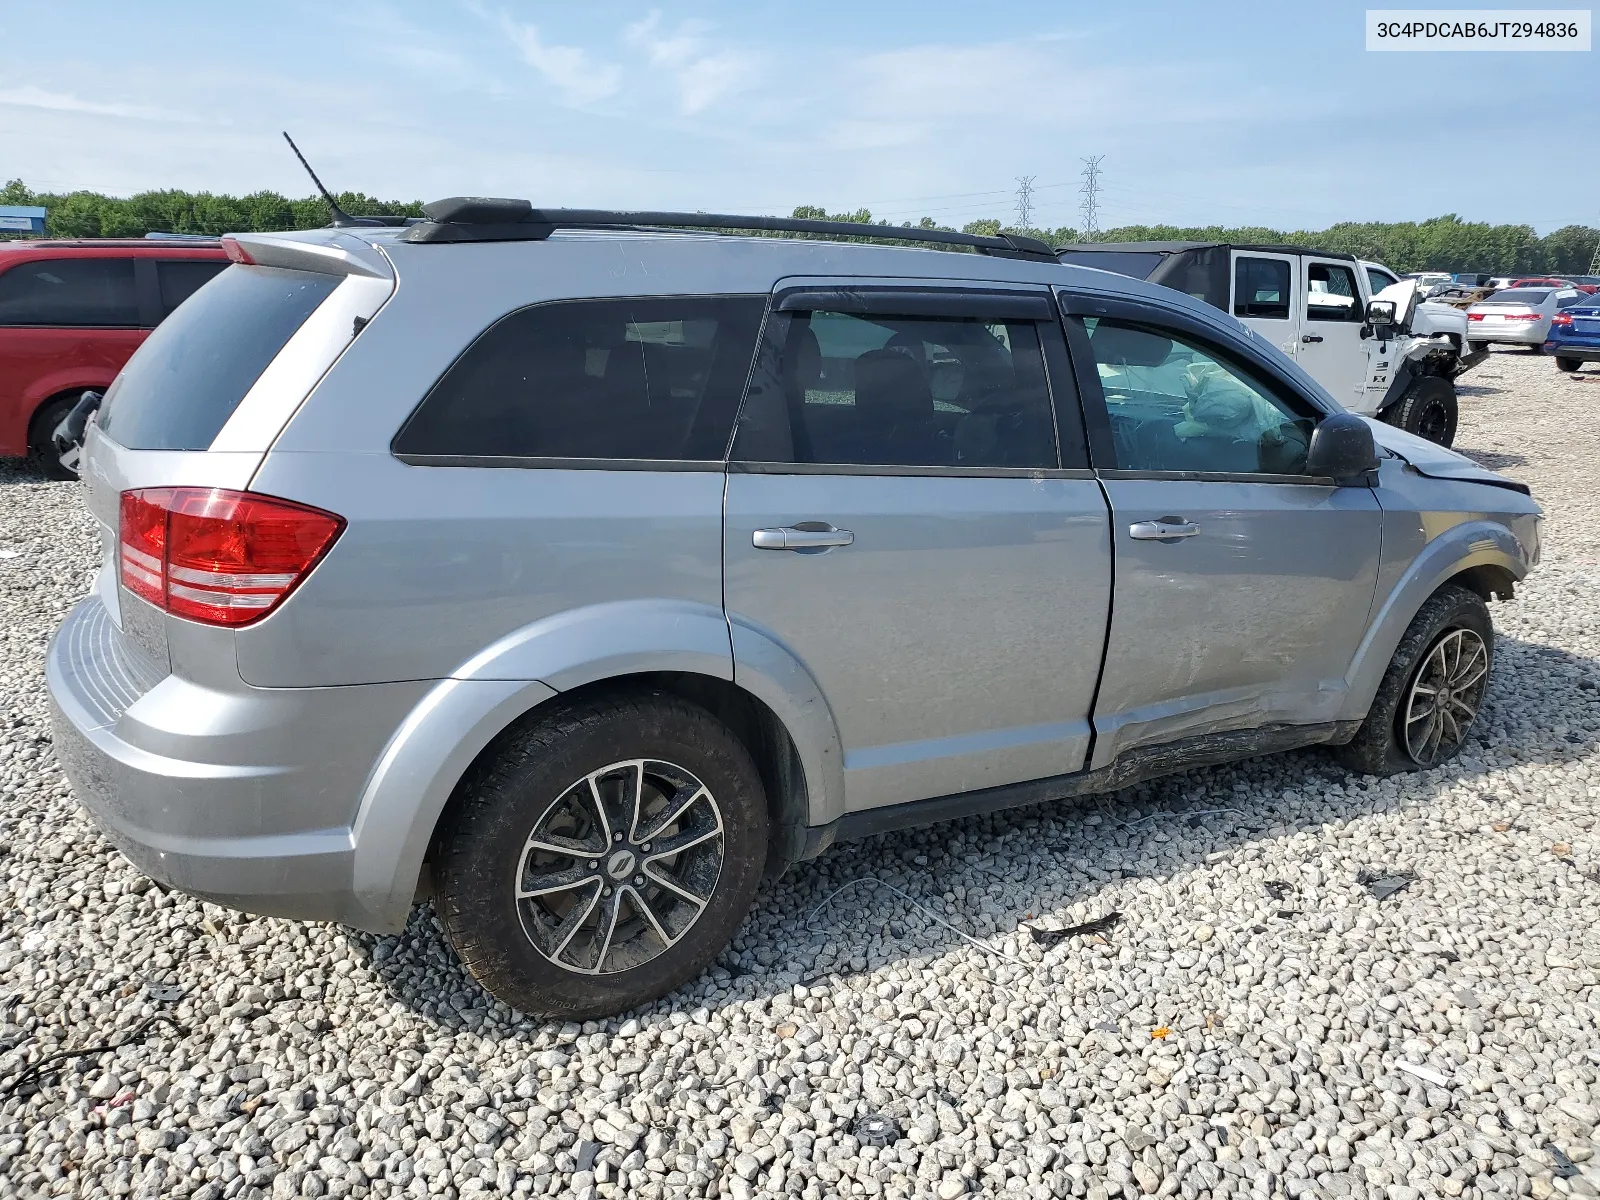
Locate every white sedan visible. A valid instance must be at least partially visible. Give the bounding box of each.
[1467,287,1585,349]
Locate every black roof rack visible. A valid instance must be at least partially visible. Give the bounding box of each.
[401,197,1057,261]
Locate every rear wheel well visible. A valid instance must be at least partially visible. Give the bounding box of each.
[432,672,810,885]
[1449,564,1517,602]
[26,389,85,452]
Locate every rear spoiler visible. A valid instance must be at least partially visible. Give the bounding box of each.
[222,230,393,281]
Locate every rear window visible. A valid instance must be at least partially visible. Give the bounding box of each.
[393,295,765,462]
[1485,289,1548,304]
[0,258,139,327]
[98,265,339,451]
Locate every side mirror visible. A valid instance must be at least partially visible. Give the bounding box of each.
[1365,299,1398,326]
[1306,411,1379,483]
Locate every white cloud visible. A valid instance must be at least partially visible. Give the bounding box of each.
[498,15,621,107]
[624,13,756,115]
[0,84,196,123]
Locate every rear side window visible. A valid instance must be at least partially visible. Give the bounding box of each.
[157,260,228,318]
[1233,257,1290,321]
[0,258,139,327]
[393,296,765,462]
[98,265,339,451]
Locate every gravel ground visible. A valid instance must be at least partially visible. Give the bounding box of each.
[1,349,1598,1200]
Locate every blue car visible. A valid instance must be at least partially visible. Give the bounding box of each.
[1545,292,1600,372]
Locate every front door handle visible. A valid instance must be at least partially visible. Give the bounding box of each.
[1302,334,1325,343]
[753,525,854,551]
[1129,519,1200,541]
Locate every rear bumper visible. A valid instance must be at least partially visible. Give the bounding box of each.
[1543,341,1600,361]
[1468,322,1546,345]
[46,595,433,931]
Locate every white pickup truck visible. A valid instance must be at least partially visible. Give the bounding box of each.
[1057,241,1483,446]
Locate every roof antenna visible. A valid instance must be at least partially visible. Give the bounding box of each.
[282,131,370,228]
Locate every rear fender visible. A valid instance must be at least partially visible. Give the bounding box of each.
[466,600,847,836]
[349,677,557,932]
[1338,520,1528,722]
[350,598,848,927]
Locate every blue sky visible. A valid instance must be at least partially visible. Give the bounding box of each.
[3,1,1594,233]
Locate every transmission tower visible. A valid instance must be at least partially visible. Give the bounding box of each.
[1079,156,1105,242]
[1588,227,1600,276]
[1014,175,1037,230]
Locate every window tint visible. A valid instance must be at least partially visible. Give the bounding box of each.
[735,309,1058,469]
[394,296,764,461]
[157,260,228,318]
[1485,289,1548,304]
[98,266,338,451]
[1556,292,1585,308]
[1366,267,1398,294]
[0,258,138,327]
[1233,257,1290,320]
[1084,317,1315,476]
[1306,263,1363,322]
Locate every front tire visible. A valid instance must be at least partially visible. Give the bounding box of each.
[1556,357,1583,373]
[434,692,768,1018]
[1387,376,1458,447]
[1336,585,1493,777]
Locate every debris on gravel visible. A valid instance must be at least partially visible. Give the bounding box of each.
[1,350,1597,1199]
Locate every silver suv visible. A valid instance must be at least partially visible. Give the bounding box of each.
[47,201,1541,1018]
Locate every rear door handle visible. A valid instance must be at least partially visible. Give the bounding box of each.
[753,525,854,550]
[1302,334,1325,343]
[1129,519,1200,541]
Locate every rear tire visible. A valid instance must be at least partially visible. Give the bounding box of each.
[1387,376,1458,447]
[1556,357,1583,373]
[434,691,768,1018]
[26,394,79,481]
[1336,585,1493,777]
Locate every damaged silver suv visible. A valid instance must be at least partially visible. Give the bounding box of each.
[48,201,1541,1018]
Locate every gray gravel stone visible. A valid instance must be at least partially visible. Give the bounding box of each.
[1,353,1598,1198]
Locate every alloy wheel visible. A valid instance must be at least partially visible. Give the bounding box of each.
[1400,628,1489,766]
[514,759,725,975]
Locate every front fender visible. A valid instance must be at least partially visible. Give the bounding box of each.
[1339,519,1528,722]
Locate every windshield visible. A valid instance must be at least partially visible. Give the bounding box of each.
[1483,289,1548,304]
[97,265,339,451]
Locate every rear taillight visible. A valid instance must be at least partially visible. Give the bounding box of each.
[1467,313,1484,321]
[1506,313,1541,320]
[1551,313,1574,326]
[119,488,344,627]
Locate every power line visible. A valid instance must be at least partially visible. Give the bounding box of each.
[1079,156,1104,242]
[1014,175,1036,230]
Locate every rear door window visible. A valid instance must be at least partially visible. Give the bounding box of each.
[156,260,229,318]
[733,308,1059,469]
[97,265,339,451]
[1233,257,1291,320]
[392,296,765,462]
[0,258,139,327]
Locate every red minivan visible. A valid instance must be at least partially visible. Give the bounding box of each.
[0,238,229,477]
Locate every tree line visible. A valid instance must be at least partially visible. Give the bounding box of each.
[4,180,1595,275]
